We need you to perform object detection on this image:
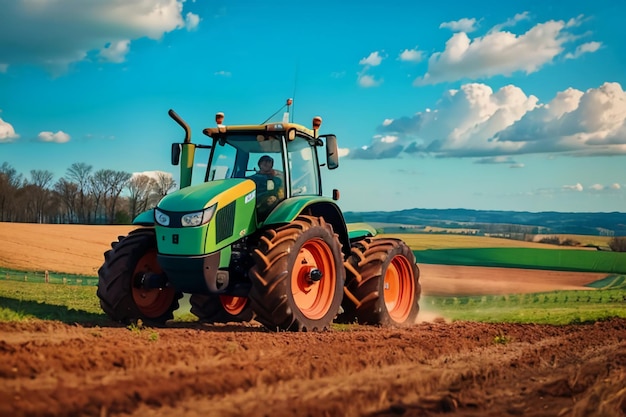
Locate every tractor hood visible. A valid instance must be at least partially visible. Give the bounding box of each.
[153,178,257,257]
[158,179,255,212]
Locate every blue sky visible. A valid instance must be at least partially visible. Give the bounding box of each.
[1,0,625,213]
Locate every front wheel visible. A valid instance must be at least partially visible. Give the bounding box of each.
[97,228,181,325]
[249,216,345,331]
[339,237,420,326]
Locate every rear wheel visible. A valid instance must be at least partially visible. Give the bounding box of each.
[339,237,420,326]
[249,216,344,331]
[190,294,253,323]
[97,228,181,325]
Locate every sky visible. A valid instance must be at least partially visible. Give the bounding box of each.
[1,0,626,214]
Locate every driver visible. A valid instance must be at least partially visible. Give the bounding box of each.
[249,155,284,215]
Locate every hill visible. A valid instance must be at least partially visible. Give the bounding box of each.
[344,208,626,236]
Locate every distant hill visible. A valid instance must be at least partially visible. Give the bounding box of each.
[343,208,626,237]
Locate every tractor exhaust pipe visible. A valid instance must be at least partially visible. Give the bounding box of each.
[168,109,191,144]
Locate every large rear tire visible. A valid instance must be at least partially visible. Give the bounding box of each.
[190,294,254,323]
[249,216,345,331]
[97,228,181,325]
[339,237,420,326]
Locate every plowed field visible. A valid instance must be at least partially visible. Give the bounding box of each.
[1,223,625,416]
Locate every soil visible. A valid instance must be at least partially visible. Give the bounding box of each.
[0,319,625,417]
[1,223,625,416]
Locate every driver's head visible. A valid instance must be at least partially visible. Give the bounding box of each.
[258,155,274,173]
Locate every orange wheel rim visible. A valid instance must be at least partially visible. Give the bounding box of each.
[291,238,336,320]
[220,295,248,316]
[131,249,175,318]
[383,255,415,323]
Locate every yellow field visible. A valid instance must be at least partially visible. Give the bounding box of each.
[0,222,610,276]
[0,222,137,275]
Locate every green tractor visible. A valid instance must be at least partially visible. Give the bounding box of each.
[97,102,421,331]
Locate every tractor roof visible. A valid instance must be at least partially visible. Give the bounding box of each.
[203,122,316,139]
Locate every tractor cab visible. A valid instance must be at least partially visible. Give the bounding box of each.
[171,107,339,223]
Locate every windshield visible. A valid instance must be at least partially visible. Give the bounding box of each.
[205,131,321,198]
[207,133,285,181]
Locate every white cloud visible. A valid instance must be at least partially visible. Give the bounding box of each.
[415,15,586,85]
[565,41,602,59]
[349,81,626,160]
[37,131,70,143]
[338,148,350,158]
[398,48,424,62]
[496,82,626,156]
[0,118,19,143]
[132,170,173,181]
[185,12,200,31]
[359,51,383,66]
[563,183,584,192]
[439,18,478,33]
[0,64,7,73]
[610,183,621,190]
[99,40,130,63]
[490,12,530,33]
[0,0,199,73]
[358,73,382,88]
[214,70,232,77]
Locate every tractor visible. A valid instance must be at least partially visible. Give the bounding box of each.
[97,101,421,331]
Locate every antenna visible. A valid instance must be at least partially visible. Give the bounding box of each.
[291,61,299,122]
[261,98,292,124]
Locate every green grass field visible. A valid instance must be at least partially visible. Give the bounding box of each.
[2,276,625,326]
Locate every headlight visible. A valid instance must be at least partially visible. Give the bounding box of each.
[154,208,170,226]
[181,204,216,227]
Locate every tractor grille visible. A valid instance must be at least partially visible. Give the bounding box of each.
[215,201,235,244]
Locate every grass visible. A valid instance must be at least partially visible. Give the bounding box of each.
[0,280,107,324]
[1,278,625,326]
[423,278,626,325]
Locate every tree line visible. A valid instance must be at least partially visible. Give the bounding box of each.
[0,162,175,224]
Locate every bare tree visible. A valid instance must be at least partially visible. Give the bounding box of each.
[91,169,131,223]
[90,170,108,223]
[54,178,79,223]
[66,162,93,223]
[127,174,156,220]
[27,170,54,223]
[0,162,23,221]
[153,171,176,197]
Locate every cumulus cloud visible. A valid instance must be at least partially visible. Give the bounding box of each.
[415,14,598,85]
[348,81,626,160]
[398,48,424,63]
[564,41,602,59]
[0,118,19,143]
[563,183,584,192]
[357,51,384,87]
[358,74,382,88]
[0,0,200,73]
[495,82,626,156]
[439,18,478,33]
[99,40,130,63]
[37,131,70,143]
[359,51,384,66]
[185,12,200,31]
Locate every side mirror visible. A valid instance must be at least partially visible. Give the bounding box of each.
[321,134,339,170]
[171,143,181,165]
